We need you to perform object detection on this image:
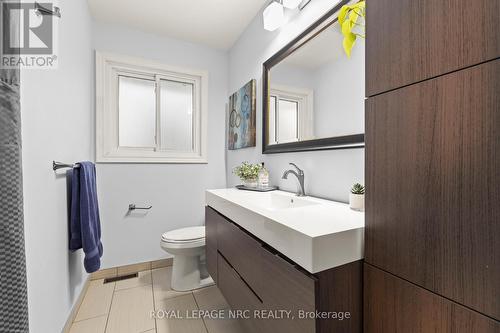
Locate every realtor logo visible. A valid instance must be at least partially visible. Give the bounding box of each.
[1,0,58,68]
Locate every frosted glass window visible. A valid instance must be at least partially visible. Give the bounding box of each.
[159,80,194,151]
[278,99,298,143]
[96,52,207,163]
[118,76,156,148]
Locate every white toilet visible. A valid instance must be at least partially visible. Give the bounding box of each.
[160,226,214,291]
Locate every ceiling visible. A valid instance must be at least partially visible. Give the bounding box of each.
[282,23,345,70]
[87,0,268,50]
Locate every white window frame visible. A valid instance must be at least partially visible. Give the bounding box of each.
[95,51,208,163]
[270,85,314,144]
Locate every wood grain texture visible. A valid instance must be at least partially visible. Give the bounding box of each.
[205,207,219,283]
[365,60,500,319]
[366,0,500,96]
[260,247,316,333]
[316,260,363,333]
[216,211,263,297]
[217,254,262,333]
[364,264,500,333]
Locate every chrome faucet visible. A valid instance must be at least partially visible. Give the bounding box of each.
[282,163,306,196]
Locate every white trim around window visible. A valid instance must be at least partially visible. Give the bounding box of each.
[95,51,208,163]
[270,84,314,143]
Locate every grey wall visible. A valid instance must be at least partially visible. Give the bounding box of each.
[227,0,364,202]
[271,63,315,88]
[312,41,365,138]
[92,22,228,269]
[20,1,93,332]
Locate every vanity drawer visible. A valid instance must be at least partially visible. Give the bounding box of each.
[260,246,317,333]
[206,247,217,284]
[205,207,218,249]
[217,253,262,333]
[205,207,219,282]
[217,212,263,297]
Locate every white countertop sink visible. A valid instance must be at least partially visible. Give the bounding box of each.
[206,188,364,274]
[249,192,320,211]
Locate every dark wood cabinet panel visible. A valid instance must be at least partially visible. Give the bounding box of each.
[217,254,262,333]
[364,264,500,333]
[366,0,500,96]
[205,207,218,249]
[260,247,316,333]
[365,60,500,319]
[205,207,219,283]
[206,247,217,284]
[316,260,363,333]
[217,213,263,297]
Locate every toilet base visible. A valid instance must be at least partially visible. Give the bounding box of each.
[171,254,215,291]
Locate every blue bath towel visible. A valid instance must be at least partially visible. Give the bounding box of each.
[69,161,103,273]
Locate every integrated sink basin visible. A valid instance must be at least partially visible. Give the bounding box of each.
[253,192,320,211]
[206,188,364,273]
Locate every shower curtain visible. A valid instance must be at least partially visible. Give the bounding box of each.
[0,0,30,330]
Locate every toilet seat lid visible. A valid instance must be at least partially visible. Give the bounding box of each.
[162,226,205,243]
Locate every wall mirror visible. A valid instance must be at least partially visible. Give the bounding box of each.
[263,1,365,154]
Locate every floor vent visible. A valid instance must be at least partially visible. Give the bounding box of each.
[104,272,138,283]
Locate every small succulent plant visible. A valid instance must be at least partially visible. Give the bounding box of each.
[233,162,262,181]
[351,183,365,195]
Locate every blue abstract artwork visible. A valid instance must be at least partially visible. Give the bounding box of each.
[228,79,256,150]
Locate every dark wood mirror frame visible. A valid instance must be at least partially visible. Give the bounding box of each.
[262,0,364,154]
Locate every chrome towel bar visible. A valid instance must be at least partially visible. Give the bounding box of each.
[128,204,152,211]
[53,161,80,171]
[35,2,61,17]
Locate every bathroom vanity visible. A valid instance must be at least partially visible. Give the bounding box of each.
[205,189,364,333]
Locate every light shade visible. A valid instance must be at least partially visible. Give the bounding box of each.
[263,2,285,31]
[283,0,302,9]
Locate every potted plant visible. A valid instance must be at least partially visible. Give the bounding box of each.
[349,183,365,211]
[338,0,365,58]
[233,162,262,188]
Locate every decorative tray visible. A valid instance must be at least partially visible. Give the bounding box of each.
[235,185,278,192]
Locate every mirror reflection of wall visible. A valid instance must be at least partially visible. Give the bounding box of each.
[268,21,365,145]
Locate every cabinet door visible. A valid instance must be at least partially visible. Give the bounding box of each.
[260,246,316,333]
[217,214,263,297]
[205,207,219,283]
[365,60,500,319]
[217,254,262,333]
[364,264,500,333]
[316,261,363,333]
[366,0,500,96]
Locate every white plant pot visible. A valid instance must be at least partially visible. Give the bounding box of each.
[349,193,365,211]
[243,179,258,188]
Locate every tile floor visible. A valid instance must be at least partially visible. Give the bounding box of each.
[69,267,244,333]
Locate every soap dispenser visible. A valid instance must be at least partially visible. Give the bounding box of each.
[258,163,269,188]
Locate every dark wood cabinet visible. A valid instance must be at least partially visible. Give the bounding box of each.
[316,260,363,333]
[217,211,263,296]
[205,206,219,283]
[205,206,363,333]
[260,246,316,333]
[365,60,500,319]
[364,264,500,333]
[217,253,263,333]
[366,0,500,96]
